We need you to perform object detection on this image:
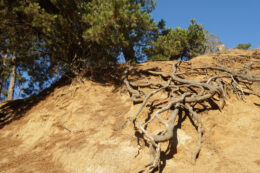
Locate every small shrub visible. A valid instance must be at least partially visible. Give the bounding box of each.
[235,43,251,50]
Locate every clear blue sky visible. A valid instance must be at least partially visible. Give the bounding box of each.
[151,0,260,49]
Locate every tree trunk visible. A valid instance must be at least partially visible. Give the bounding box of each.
[7,52,16,100]
[122,44,136,63]
[121,30,136,63]
[0,52,8,100]
[0,78,2,99]
[17,81,23,99]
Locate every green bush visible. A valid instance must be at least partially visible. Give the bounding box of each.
[235,43,251,50]
[145,19,207,61]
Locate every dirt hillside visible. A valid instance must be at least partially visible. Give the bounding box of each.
[0,49,260,173]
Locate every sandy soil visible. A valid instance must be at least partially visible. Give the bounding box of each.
[0,49,260,173]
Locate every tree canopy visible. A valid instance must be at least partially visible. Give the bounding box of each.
[145,19,207,60]
[0,0,157,100]
[0,0,221,101]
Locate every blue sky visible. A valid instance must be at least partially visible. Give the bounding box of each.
[151,0,260,49]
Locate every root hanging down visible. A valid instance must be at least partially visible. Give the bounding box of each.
[124,54,260,172]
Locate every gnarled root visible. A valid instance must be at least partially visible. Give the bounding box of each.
[124,56,260,172]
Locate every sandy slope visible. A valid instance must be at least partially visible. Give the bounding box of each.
[0,50,260,173]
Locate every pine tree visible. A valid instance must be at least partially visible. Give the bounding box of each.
[0,0,157,99]
[145,19,207,61]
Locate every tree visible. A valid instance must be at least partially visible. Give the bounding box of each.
[235,43,251,50]
[145,19,207,61]
[187,19,207,58]
[145,27,188,60]
[204,30,222,53]
[0,0,157,100]
[0,0,58,100]
[86,0,157,63]
[1,0,157,65]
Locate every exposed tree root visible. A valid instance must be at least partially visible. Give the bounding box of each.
[184,103,203,164]
[124,55,260,172]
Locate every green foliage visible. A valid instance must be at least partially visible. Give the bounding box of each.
[145,19,207,60]
[0,0,57,99]
[0,0,157,100]
[235,43,251,50]
[187,19,207,58]
[82,0,157,63]
[0,0,220,100]
[1,0,156,65]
